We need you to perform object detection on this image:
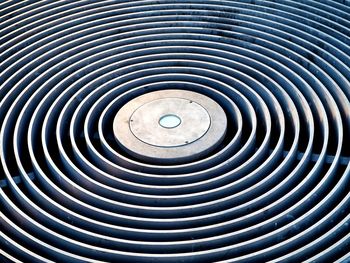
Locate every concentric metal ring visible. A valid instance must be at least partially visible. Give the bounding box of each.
[1,1,349,262]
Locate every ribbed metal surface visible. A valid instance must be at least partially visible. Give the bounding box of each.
[0,0,349,262]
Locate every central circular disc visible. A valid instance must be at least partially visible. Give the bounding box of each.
[114,90,227,164]
[129,98,210,147]
[159,114,181,129]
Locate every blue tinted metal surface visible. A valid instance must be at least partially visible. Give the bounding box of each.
[0,0,349,262]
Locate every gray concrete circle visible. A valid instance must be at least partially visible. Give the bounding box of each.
[113,90,227,164]
[129,97,211,147]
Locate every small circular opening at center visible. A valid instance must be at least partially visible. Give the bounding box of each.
[159,114,181,129]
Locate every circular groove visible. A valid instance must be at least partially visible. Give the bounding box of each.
[0,1,349,262]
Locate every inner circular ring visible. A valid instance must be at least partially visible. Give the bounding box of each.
[129,97,211,148]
